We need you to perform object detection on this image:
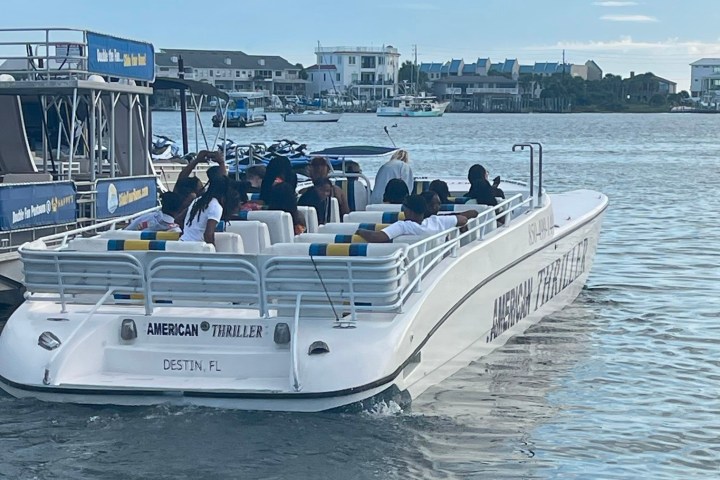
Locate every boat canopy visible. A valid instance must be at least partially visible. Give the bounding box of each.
[152,78,229,101]
[309,146,398,157]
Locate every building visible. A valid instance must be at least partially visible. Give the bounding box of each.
[311,45,400,100]
[653,75,677,95]
[154,49,308,97]
[690,58,720,98]
[432,75,520,112]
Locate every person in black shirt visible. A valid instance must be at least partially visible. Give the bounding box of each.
[298,177,334,224]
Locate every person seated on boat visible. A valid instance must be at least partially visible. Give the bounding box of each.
[356,194,470,243]
[383,178,410,204]
[298,177,334,224]
[173,176,204,224]
[267,182,306,235]
[260,157,297,203]
[180,176,234,245]
[244,165,266,193]
[428,179,451,204]
[466,164,506,225]
[299,157,350,217]
[370,149,414,204]
[176,150,227,186]
[125,191,183,233]
[420,191,480,225]
[233,181,262,212]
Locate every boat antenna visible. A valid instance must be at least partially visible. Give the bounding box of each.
[309,254,341,322]
[383,126,396,147]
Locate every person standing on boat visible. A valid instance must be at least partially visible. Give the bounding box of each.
[356,194,472,242]
[370,149,414,204]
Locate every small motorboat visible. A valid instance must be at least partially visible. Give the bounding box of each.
[282,110,341,123]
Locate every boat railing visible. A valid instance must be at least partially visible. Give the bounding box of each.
[0,28,153,84]
[18,191,534,319]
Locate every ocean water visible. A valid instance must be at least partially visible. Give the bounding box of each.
[1,112,719,479]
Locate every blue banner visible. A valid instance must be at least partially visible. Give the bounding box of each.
[87,32,155,81]
[96,176,158,219]
[0,182,76,231]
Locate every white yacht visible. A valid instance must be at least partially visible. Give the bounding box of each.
[282,110,341,123]
[0,144,607,412]
[377,94,449,117]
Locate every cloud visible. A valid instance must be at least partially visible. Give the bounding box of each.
[601,14,658,22]
[525,36,720,56]
[593,1,637,6]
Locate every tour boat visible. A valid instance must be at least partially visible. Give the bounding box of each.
[0,143,607,412]
[377,95,449,117]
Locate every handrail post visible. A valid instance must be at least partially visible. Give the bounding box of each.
[512,142,535,208]
[529,142,543,208]
[291,293,303,392]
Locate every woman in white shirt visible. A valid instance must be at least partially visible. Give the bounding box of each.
[180,176,233,245]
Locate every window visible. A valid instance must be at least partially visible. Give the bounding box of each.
[210,70,213,77]
[275,71,282,77]
[713,66,720,73]
[351,73,358,82]
[336,73,340,81]
[361,56,376,69]
[349,56,356,65]
[235,71,240,77]
[361,72,375,84]
[256,70,272,79]
[378,56,385,65]
[323,73,326,81]
[311,73,314,81]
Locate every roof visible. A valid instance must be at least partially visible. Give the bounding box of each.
[519,65,533,74]
[440,62,450,75]
[462,63,477,74]
[307,64,337,70]
[691,58,720,66]
[499,59,517,73]
[651,75,677,85]
[449,59,463,74]
[153,77,229,100]
[477,58,489,67]
[156,49,296,71]
[420,62,443,74]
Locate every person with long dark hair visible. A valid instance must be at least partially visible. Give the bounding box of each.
[260,157,297,202]
[181,176,232,245]
[428,179,451,204]
[465,164,498,206]
[267,182,306,235]
[383,178,410,204]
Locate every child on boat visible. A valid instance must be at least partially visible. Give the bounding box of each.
[125,191,183,233]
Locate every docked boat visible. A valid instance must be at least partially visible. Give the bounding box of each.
[0,28,160,305]
[213,91,267,128]
[0,143,607,412]
[377,94,449,117]
[282,110,341,123]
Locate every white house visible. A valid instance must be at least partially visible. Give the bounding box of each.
[690,58,720,98]
[311,45,400,100]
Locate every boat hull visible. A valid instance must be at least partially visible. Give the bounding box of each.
[0,191,606,411]
[282,114,341,123]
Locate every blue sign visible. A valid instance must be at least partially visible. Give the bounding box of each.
[0,182,76,231]
[96,176,158,219]
[87,32,155,82]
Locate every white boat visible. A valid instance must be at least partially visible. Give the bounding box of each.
[0,143,607,412]
[282,110,341,123]
[377,94,449,117]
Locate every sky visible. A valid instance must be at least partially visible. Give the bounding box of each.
[3,0,720,91]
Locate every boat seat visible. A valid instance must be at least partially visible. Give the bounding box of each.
[297,205,319,233]
[262,242,408,312]
[412,179,431,194]
[295,233,366,244]
[222,210,294,244]
[67,238,216,253]
[365,203,403,212]
[334,178,370,212]
[99,230,181,241]
[343,211,405,223]
[317,222,390,234]
[217,220,271,254]
[329,197,340,223]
